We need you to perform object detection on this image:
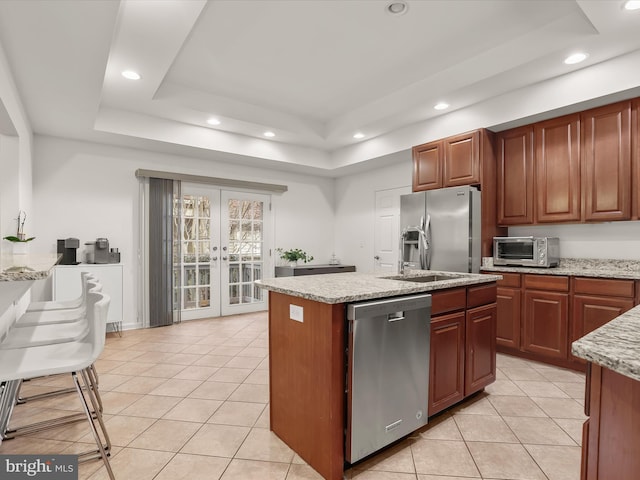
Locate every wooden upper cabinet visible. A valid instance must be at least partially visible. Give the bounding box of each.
[582,101,632,222]
[444,130,480,187]
[535,114,581,223]
[413,141,443,191]
[497,125,534,225]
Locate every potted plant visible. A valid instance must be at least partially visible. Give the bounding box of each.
[276,248,314,266]
[3,211,35,255]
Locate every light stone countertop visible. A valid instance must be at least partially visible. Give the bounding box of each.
[256,270,502,304]
[572,304,640,382]
[0,253,61,281]
[481,257,640,279]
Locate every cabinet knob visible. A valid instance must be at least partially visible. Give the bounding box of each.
[212,256,218,261]
[374,256,380,260]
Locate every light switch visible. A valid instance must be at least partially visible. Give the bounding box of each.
[289,304,304,322]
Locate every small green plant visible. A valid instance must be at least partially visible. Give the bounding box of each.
[3,211,35,243]
[276,248,314,264]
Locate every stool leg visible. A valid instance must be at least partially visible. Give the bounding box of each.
[0,380,21,439]
[72,371,114,480]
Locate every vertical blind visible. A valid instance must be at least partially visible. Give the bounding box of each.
[148,178,180,327]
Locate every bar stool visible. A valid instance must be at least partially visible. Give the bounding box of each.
[26,272,97,312]
[0,279,102,349]
[0,291,115,479]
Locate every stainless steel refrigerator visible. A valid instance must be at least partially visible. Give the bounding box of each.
[400,185,481,273]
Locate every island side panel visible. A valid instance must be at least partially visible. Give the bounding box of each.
[268,291,346,480]
[585,364,640,479]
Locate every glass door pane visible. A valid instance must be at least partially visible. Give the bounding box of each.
[175,186,221,320]
[221,192,270,315]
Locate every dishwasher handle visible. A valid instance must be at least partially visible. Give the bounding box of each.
[347,294,431,321]
[387,311,405,322]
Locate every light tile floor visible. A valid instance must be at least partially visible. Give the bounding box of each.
[0,312,586,480]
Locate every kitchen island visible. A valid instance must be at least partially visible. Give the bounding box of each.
[572,304,640,480]
[257,270,501,480]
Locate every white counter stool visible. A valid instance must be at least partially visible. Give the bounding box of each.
[6,278,103,404]
[0,291,114,479]
[0,279,102,350]
[26,272,97,312]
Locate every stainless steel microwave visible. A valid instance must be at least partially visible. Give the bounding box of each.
[493,236,560,268]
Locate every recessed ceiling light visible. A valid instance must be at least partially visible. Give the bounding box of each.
[564,52,588,65]
[263,131,275,138]
[207,118,221,126]
[623,1,640,11]
[434,102,449,110]
[353,132,365,139]
[386,1,408,15]
[121,70,141,80]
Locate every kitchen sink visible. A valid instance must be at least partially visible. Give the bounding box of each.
[385,274,464,283]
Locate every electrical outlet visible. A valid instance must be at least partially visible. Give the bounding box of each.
[289,304,304,322]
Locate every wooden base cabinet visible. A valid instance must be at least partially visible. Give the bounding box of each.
[494,272,637,371]
[428,285,497,417]
[429,311,465,416]
[496,273,522,349]
[466,303,497,394]
[582,364,640,480]
[523,289,569,360]
[571,277,635,363]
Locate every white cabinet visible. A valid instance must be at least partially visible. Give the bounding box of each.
[53,264,123,332]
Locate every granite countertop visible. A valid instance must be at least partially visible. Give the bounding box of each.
[481,257,640,280]
[0,253,61,281]
[256,270,502,304]
[572,304,640,382]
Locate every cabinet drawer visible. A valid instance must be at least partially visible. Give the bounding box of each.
[496,272,521,288]
[573,277,635,298]
[524,274,569,292]
[467,283,497,309]
[431,288,466,316]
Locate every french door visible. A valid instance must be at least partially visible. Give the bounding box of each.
[174,185,271,320]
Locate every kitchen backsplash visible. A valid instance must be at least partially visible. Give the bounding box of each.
[508,221,640,260]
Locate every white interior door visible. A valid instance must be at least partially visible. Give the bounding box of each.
[374,187,410,273]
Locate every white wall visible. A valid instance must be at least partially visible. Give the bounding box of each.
[510,222,640,260]
[0,40,33,254]
[33,135,335,329]
[334,153,412,273]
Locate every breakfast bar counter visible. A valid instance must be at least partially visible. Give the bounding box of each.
[0,253,60,340]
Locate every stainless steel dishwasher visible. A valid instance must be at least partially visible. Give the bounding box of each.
[346,293,431,463]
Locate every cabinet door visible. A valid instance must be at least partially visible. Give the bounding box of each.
[535,114,581,223]
[496,287,521,349]
[429,311,465,416]
[523,290,569,359]
[444,130,480,187]
[571,295,634,363]
[582,101,632,221]
[465,303,497,395]
[497,126,534,225]
[633,99,640,220]
[412,141,443,191]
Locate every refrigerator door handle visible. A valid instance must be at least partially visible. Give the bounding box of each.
[422,214,431,270]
